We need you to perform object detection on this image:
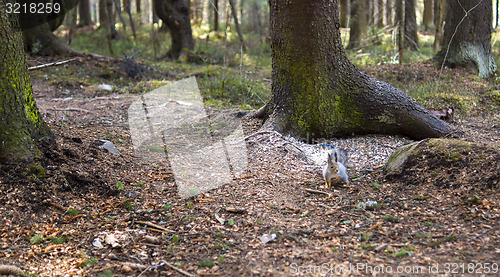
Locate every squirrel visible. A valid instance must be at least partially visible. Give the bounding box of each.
[323,148,349,188]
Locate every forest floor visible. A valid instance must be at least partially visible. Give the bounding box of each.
[0,56,499,276]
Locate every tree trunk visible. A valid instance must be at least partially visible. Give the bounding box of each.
[79,0,94,26]
[0,0,52,163]
[18,0,78,55]
[136,0,141,14]
[261,0,452,141]
[433,0,446,51]
[228,0,245,48]
[422,0,434,31]
[347,0,368,49]
[213,0,219,31]
[376,0,384,27]
[386,0,392,26]
[434,0,497,78]
[154,0,195,60]
[404,0,418,50]
[339,0,349,27]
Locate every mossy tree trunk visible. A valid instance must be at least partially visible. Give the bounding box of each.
[261,0,453,141]
[0,0,52,163]
[154,0,195,60]
[422,0,434,31]
[434,0,497,78]
[79,0,94,27]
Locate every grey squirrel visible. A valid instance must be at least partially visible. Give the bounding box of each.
[323,148,349,188]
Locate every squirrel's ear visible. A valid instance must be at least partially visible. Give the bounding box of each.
[334,151,339,162]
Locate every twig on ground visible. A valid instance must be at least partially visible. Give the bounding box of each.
[47,107,90,113]
[28,58,78,71]
[160,260,194,277]
[135,221,175,233]
[304,188,332,197]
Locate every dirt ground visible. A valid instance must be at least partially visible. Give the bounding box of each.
[0,57,498,276]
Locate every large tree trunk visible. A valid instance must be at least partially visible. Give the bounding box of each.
[154,0,195,60]
[434,0,496,78]
[0,0,52,163]
[261,0,452,141]
[404,0,418,50]
[347,0,368,49]
[79,0,94,26]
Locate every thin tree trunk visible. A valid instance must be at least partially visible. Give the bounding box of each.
[386,0,392,26]
[213,0,219,31]
[404,0,418,50]
[433,0,446,51]
[228,0,245,49]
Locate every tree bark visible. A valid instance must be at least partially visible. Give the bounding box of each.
[386,0,392,26]
[422,0,434,31]
[434,0,497,78]
[79,0,94,26]
[0,0,52,163]
[404,0,418,50]
[339,0,349,27]
[154,0,195,60]
[347,0,368,49]
[433,0,446,51]
[262,0,452,141]
[213,0,219,31]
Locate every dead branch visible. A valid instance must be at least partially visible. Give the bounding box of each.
[28,58,78,71]
[160,260,194,277]
[304,188,332,197]
[135,221,175,233]
[47,108,91,113]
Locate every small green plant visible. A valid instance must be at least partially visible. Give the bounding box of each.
[163,204,173,210]
[227,219,235,226]
[172,235,180,243]
[383,214,400,223]
[79,257,98,268]
[133,181,145,187]
[185,201,193,209]
[116,181,124,190]
[122,199,134,211]
[48,236,69,244]
[198,260,215,268]
[361,244,375,250]
[372,182,381,190]
[466,195,480,204]
[30,234,44,245]
[217,255,226,263]
[394,250,410,258]
[67,208,78,216]
[424,221,433,227]
[97,270,113,277]
[360,232,373,242]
